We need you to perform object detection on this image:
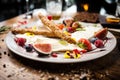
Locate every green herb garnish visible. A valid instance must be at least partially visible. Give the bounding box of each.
[76,28,86,31]
[0,26,11,33]
[93,24,97,27]
[59,40,68,45]
[77,42,87,50]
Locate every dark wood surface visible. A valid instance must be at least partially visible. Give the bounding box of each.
[0,15,120,80]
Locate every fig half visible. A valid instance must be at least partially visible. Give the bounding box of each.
[94,28,108,40]
[33,43,52,56]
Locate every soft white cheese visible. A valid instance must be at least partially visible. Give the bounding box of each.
[71,22,103,41]
[16,22,103,52]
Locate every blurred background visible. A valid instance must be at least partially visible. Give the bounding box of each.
[0,0,118,21]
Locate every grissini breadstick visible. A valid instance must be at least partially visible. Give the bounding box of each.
[38,13,76,44]
[11,28,57,38]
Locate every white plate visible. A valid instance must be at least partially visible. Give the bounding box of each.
[5,31,116,63]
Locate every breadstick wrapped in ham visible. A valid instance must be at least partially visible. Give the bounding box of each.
[38,13,76,44]
[11,28,57,38]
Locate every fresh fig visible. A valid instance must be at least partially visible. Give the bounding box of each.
[33,43,52,56]
[72,21,82,29]
[94,28,108,40]
[63,18,74,27]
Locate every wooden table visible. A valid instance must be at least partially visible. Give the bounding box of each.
[0,14,120,80]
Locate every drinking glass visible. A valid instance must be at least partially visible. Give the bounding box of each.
[116,0,120,17]
[24,0,31,19]
[46,0,62,20]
